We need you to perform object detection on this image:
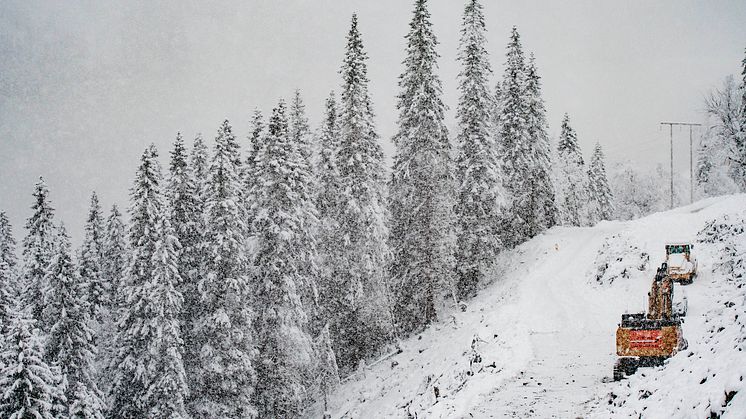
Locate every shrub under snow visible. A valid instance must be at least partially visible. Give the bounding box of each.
[592,233,650,285]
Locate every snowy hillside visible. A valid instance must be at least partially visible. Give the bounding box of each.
[310,194,746,418]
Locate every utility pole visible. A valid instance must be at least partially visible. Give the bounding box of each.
[660,122,701,208]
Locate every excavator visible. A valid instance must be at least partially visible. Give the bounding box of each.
[613,264,687,381]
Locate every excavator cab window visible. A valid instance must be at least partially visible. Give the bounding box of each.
[666,245,689,255]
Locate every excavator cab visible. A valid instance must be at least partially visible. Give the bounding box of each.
[665,243,697,285]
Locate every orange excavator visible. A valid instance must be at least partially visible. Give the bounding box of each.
[613,264,687,381]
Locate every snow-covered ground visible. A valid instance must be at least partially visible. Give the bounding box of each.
[308,194,746,418]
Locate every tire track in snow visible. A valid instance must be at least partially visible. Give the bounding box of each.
[469,227,617,418]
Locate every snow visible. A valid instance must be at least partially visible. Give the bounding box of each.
[668,253,695,272]
[309,194,746,418]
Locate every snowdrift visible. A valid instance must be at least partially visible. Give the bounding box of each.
[308,194,746,418]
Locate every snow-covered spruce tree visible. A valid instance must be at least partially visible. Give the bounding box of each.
[0,311,65,419]
[453,0,503,301]
[101,205,127,310]
[190,120,256,418]
[326,13,393,372]
[0,211,17,274]
[79,192,106,322]
[143,210,189,419]
[0,261,15,337]
[315,92,341,226]
[109,145,188,419]
[496,27,534,248]
[96,204,127,398]
[243,109,265,225]
[190,133,211,200]
[246,109,265,175]
[314,324,339,415]
[166,132,203,406]
[288,93,322,330]
[252,101,317,418]
[167,134,201,281]
[525,53,558,233]
[315,92,343,348]
[185,135,211,405]
[587,143,613,223]
[241,109,265,243]
[189,133,210,261]
[44,224,105,418]
[0,212,18,330]
[554,114,590,226]
[290,90,313,167]
[21,177,56,331]
[389,0,454,336]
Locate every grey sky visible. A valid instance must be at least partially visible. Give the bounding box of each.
[1,0,744,245]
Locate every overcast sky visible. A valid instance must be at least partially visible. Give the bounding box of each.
[1,0,745,245]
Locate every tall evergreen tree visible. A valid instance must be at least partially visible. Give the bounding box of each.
[0,212,18,331]
[290,91,322,328]
[0,261,14,337]
[167,134,200,273]
[323,14,393,372]
[189,133,210,274]
[191,134,211,199]
[144,212,189,419]
[290,90,313,167]
[587,143,614,223]
[101,205,127,311]
[0,311,65,419]
[21,177,56,331]
[454,0,503,301]
[389,0,454,335]
[315,92,343,345]
[110,145,188,419]
[315,92,341,224]
[97,204,127,398]
[555,114,589,226]
[44,224,105,418]
[243,110,267,245]
[166,132,203,407]
[79,192,106,321]
[496,27,534,248]
[190,120,257,418]
[244,109,266,222]
[253,101,317,417]
[246,109,265,175]
[525,53,558,233]
[0,211,17,273]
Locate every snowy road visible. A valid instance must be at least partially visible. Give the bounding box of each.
[471,227,617,418]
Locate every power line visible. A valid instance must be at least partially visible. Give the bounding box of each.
[659,122,702,208]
